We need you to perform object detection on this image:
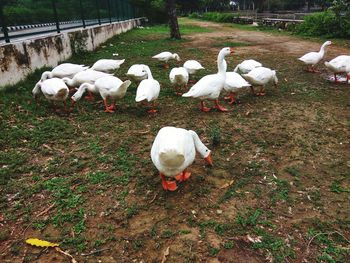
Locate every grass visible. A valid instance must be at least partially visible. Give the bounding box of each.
[0,17,350,263]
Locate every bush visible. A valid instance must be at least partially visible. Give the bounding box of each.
[296,11,350,39]
[190,12,236,23]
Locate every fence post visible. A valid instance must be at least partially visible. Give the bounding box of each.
[107,0,112,23]
[79,0,86,28]
[95,0,101,25]
[0,3,10,43]
[51,0,60,33]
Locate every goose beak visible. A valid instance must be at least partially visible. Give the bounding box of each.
[230,48,234,54]
[204,152,213,166]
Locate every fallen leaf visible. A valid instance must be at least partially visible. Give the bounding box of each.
[55,247,78,263]
[247,235,262,243]
[26,238,59,247]
[220,180,234,189]
[161,246,170,263]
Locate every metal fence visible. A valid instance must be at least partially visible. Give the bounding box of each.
[0,0,136,43]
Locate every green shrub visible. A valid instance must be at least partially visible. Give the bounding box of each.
[191,12,236,23]
[296,11,350,38]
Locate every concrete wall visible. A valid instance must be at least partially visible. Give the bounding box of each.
[0,18,144,88]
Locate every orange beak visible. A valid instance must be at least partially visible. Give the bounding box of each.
[204,152,213,166]
[230,47,234,54]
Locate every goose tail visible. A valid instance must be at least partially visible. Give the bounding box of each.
[159,150,185,167]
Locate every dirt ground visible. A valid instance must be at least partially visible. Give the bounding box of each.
[1,18,350,263]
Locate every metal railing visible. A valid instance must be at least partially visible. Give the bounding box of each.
[0,0,136,43]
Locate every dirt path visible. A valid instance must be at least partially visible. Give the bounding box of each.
[181,18,350,57]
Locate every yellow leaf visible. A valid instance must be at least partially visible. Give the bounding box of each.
[26,238,59,247]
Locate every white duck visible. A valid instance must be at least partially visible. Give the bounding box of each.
[242,67,278,96]
[298,41,332,72]
[91,59,125,73]
[135,65,160,113]
[71,76,131,113]
[151,126,213,191]
[183,60,205,82]
[126,64,148,82]
[234,59,262,74]
[223,60,251,105]
[152,52,181,69]
[169,67,189,95]
[32,78,70,111]
[62,69,112,100]
[40,63,88,81]
[325,55,350,83]
[182,47,234,112]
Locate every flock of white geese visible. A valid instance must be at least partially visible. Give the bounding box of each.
[32,41,350,191]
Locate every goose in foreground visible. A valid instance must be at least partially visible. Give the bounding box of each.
[223,60,251,105]
[234,59,262,74]
[169,67,189,95]
[40,63,88,81]
[91,59,125,73]
[135,65,160,113]
[182,47,234,112]
[71,76,131,112]
[126,64,148,82]
[324,55,350,83]
[242,67,278,96]
[62,69,112,101]
[298,41,332,72]
[152,52,181,69]
[151,127,213,191]
[32,78,70,111]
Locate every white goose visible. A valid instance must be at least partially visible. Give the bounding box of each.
[223,60,251,104]
[298,41,332,72]
[91,59,125,73]
[62,69,112,100]
[242,67,278,96]
[135,65,160,113]
[126,64,148,82]
[183,60,205,79]
[71,76,131,113]
[152,52,181,69]
[182,47,234,112]
[32,78,70,111]
[151,126,213,191]
[169,67,189,95]
[234,59,262,74]
[40,63,88,81]
[325,55,350,83]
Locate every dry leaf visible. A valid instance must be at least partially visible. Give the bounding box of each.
[247,235,262,243]
[161,246,170,263]
[25,238,59,247]
[220,180,234,189]
[55,247,78,263]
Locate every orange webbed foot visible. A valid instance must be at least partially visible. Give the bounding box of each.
[162,180,178,191]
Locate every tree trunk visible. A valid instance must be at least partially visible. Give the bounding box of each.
[166,0,181,39]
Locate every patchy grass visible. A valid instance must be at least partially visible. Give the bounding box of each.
[0,18,350,263]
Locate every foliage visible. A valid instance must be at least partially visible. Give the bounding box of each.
[296,10,350,38]
[189,12,236,23]
[3,0,131,25]
[132,0,167,23]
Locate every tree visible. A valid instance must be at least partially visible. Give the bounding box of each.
[166,0,181,39]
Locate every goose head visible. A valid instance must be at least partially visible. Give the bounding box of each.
[40,71,52,81]
[219,47,234,57]
[173,53,181,61]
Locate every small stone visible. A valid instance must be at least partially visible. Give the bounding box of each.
[216,210,222,215]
